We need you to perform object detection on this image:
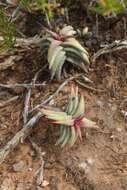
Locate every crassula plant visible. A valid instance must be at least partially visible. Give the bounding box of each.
[41,87,98,147]
[41,25,90,79]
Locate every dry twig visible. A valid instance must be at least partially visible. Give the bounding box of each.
[0,36,41,49]
[0,111,43,164]
[0,95,19,108]
[23,90,31,124]
[30,75,78,113]
[23,82,45,186]
[92,40,127,62]
[0,82,45,89]
[0,76,74,164]
[75,80,105,93]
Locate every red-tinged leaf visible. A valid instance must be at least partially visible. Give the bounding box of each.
[81,117,98,129]
[44,28,59,39]
[76,126,82,141]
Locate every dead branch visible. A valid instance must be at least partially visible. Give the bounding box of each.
[23,89,45,185]
[0,75,75,164]
[23,68,44,123]
[23,89,31,124]
[75,80,105,93]
[0,95,19,108]
[22,70,46,185]
[0,36,41,49]
[92,40,127,62]
[29,75,78,113]
[0,82,46,89]
[0,111,43,164]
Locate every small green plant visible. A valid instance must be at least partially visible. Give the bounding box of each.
[0,8,15,52]
[41,87,97,147]
[41,25,90,79]
[20,0,32,7]
[91,0,127,16]
[20,0,61,22]
[33,0,59,18]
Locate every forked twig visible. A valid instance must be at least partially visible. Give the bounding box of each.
[23,85,45,185]
[0,76,74,164]
[30,75,79,113]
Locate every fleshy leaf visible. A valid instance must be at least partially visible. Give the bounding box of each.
[48,40,62,68]
[71,86,79,115]
[74,94,85,117]
[81,117,98,129]
[41,108,73,126]
[55,54,66,80]
[50,50,66,79]
[64,38,89,55]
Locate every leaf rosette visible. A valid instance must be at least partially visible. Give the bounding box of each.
[41,25,90,79]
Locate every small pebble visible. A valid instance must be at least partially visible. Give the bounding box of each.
[13,160,25,172]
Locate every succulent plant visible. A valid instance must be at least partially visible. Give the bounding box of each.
[41,25,90,80]
[41,87,98,147]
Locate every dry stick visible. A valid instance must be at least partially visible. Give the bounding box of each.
[0,111,43,164]
[0,36,41,49]
[23,68,46,124]
[0,66,47,91]
[23,88,45,185]
[0,76,74,164]
[23,89,31,124]
[0,96,19,108]
[0,2,7,6]
[75,80,105,93]
[92,40,127,62]
[29,75,77,113]
[0,83,45,89]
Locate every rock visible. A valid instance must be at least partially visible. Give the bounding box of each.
[13,160,25,172]
[42,180,49,187]
[78,158,95,173]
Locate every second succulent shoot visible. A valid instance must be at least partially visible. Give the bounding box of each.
[41,25,90,80]
[41,87,98,147]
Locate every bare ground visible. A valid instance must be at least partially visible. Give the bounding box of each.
[0,2,127,189]
[0,58,127,190]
